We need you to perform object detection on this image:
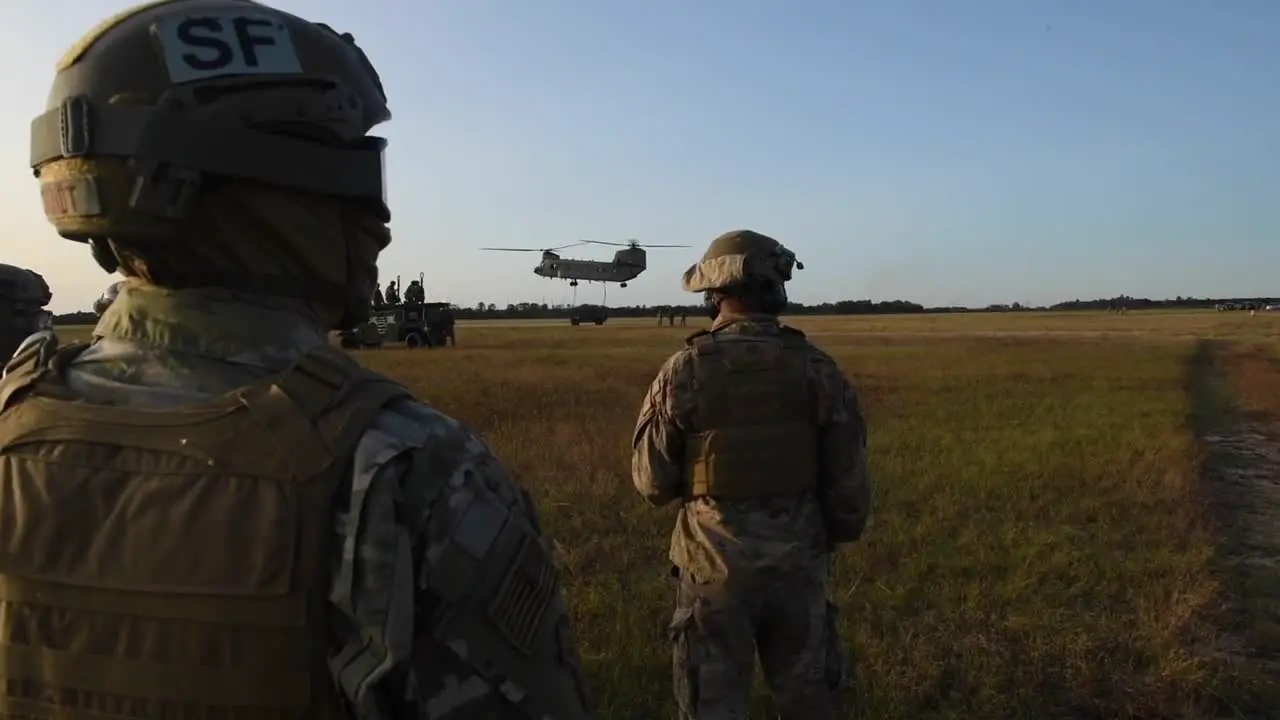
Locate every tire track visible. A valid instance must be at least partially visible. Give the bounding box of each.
[1186,340,1280,716]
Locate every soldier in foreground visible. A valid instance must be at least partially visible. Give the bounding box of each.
[631,230,872,719]
[0,1,592,718]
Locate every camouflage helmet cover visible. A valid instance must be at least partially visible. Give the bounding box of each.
[680,229,804,293]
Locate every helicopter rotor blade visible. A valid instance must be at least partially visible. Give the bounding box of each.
[624,237,692,248]
[581,238,691,249]
[480,242,584,253]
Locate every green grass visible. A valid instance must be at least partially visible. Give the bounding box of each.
[54,310,1280,718]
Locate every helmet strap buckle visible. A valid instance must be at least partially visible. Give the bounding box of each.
[58,95,93,158]
[88,238,119,273]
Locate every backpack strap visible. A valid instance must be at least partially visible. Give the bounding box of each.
[684,328,712,347]
[249,344,413,477]
[778,324,810,350]
[779,323,807,339]
[689,332,720,358]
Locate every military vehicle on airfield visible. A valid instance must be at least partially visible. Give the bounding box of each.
[338,302,454,349]
[568,304,609,326]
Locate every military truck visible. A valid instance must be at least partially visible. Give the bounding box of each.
[338,302,455,349]
[568,304,608,326]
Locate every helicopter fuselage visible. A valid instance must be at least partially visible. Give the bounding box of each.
[533,248,646,283]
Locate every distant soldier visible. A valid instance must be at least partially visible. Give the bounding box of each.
[371,282,384,308]
[0,264,54,365]
[93,280,122,316]
[631,229,872,719]
[404,279,425,304]
[384,279,400,304]
[657,306,666,326]
[442,304,457,345]
[679,310,687,326]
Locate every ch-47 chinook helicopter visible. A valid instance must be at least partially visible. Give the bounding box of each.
[480,239,689,288]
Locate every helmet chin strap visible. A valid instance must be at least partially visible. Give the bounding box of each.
[703,291,722,319]
[702,283,789,319]
[89,238,120,273]
[760,283,789,315]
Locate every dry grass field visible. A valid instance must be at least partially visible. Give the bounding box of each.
[57,310,1280,718]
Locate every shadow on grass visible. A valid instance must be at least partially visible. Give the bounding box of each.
[1182,338,1280,718]
[1184,339,1231,438]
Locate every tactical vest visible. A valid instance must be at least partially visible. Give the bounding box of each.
[682,326,820,499]
[0,338,411,719]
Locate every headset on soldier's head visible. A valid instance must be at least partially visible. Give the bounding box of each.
[776,247,804,277]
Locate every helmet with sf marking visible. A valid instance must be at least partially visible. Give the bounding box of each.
[31,0,393,328]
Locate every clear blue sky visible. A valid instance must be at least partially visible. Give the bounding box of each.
[4,0,1277,314]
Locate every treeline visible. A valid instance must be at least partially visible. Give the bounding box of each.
[449,299,929,320]
[443,294,1268,320]
[1045,295,1273,311]
[56,311,97,325]
[52,294,1269,325]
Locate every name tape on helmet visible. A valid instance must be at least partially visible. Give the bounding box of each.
[40,177,103,219]
[152,13,303,84]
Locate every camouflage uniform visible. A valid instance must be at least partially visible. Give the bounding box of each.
[1,1,592,717]
[91,279,122,316]
[10,280,594,717]
[632,230,871,720]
